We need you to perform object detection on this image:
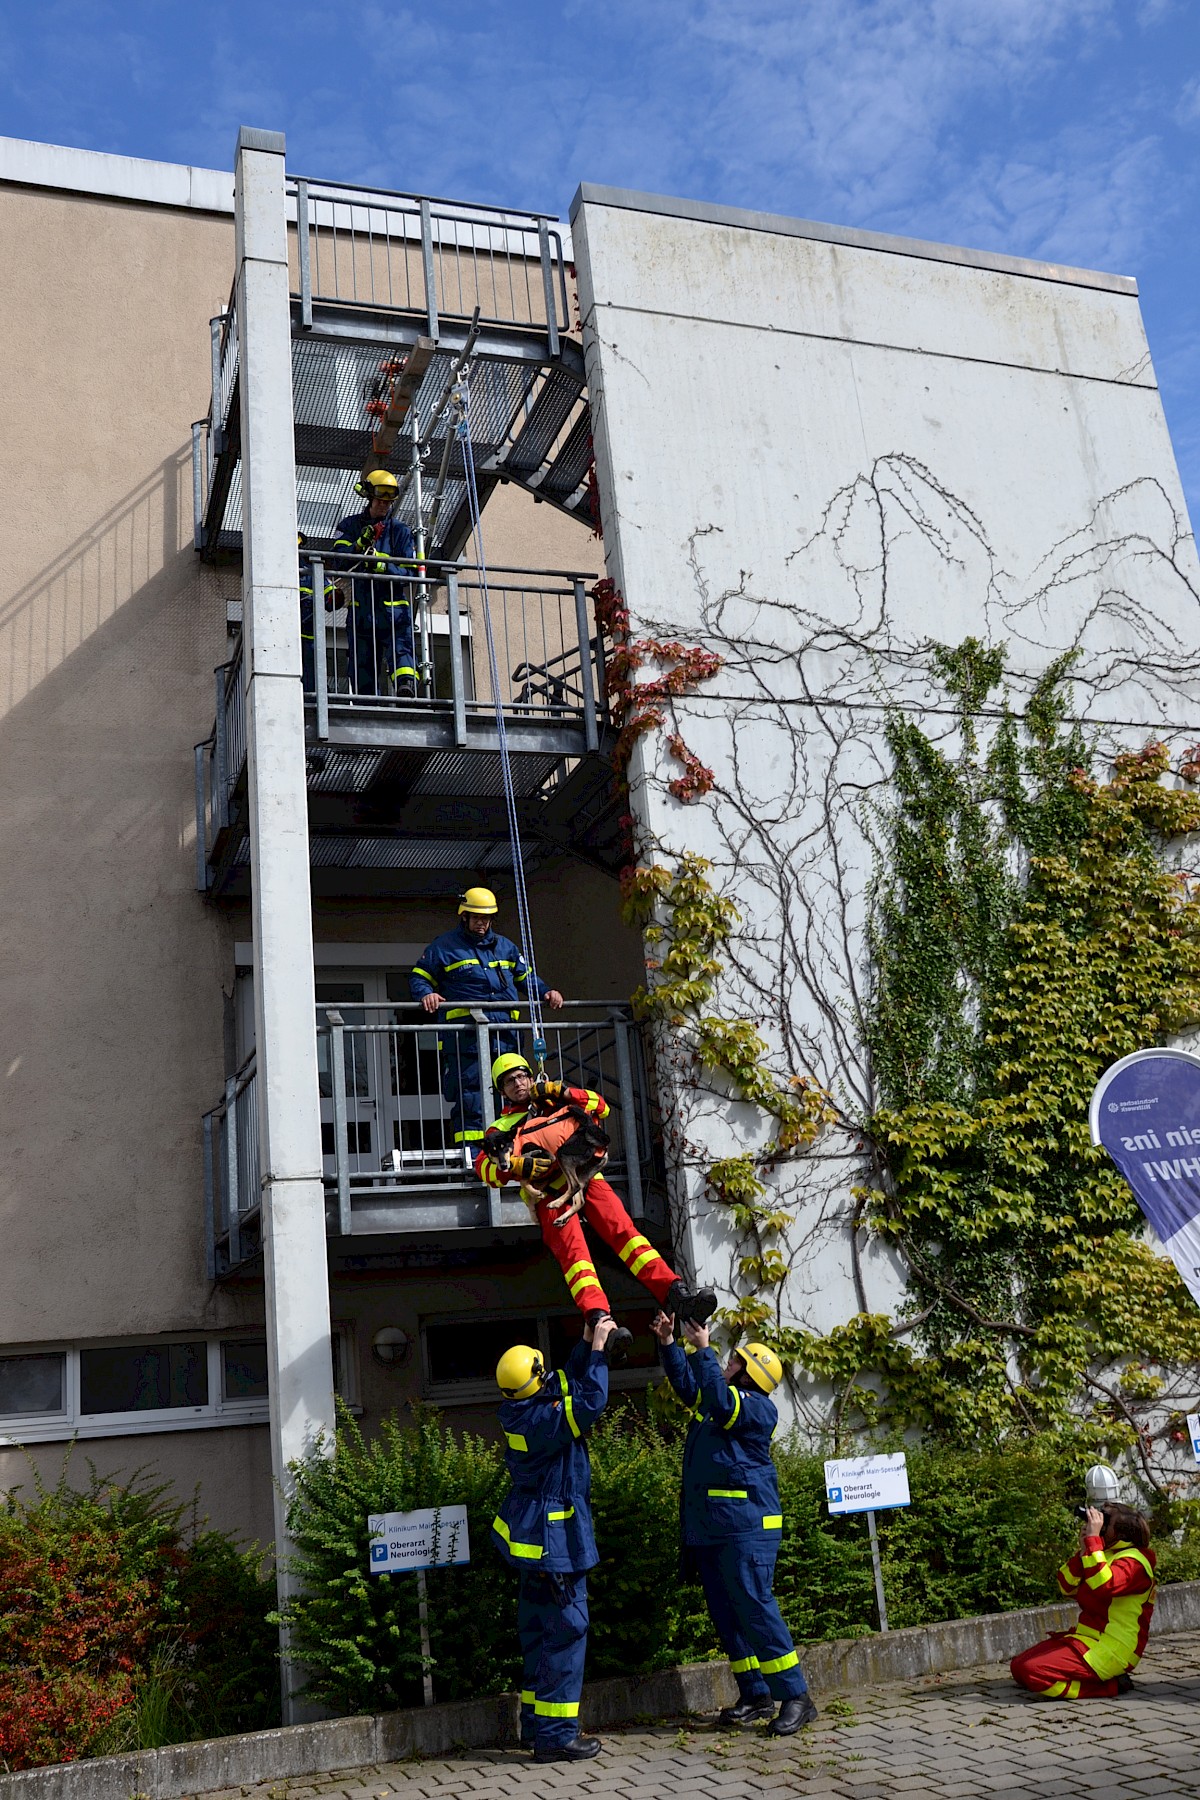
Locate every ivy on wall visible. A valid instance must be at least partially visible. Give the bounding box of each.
[804,642,1200,1479]
[608,599,1200,1478]
[621,853,835,1339]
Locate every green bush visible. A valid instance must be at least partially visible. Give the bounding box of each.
[283,1404,1196,1716]
[279,1406,518,1712]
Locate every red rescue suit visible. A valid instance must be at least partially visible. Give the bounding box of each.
[474,1086,677,1316]
[1011,1536,1156,1698]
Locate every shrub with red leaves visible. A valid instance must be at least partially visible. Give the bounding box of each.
[0,1466,278,1773]
[0,1524,153,1769]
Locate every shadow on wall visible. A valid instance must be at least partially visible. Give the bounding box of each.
[0,445,196,721]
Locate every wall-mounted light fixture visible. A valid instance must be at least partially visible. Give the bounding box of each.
[371,1326,411,1368]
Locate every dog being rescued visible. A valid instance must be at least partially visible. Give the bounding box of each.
[474,1054,716,1362]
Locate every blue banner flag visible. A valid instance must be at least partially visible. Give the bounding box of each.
[1090,1048,1200,1308]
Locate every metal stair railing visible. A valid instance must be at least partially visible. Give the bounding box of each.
[317,1000,650,1223]
[202,1005,652,1273]
[202,1051,260,1278]
[291,178,568,351]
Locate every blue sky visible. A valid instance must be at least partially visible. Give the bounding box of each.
[3,0,1199,519]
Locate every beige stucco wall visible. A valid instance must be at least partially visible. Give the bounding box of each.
[0,185,247,1346]
[0,1423,276,1550]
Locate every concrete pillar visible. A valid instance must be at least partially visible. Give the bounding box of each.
[234,125,335,1721]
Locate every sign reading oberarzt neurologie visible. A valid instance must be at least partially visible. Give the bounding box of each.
[824,1452,910,1516]
[367,1505,470,1574]
[1090,1048,1200,1308]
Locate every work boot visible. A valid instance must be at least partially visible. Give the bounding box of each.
[1116,1672,1135,1695]
[768,1694,818,1736]
[665,1279,719,1326]
[584,1310,633,1368]
[533,1734,602,1762]
[717,1698,776,1727]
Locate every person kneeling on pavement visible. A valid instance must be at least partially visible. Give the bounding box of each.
[652,1309,817,1735]
[492,1315,618,1763]
[1010,1502,1156,1698]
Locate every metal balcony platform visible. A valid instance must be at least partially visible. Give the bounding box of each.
[194,180,594,563]
[204,1004,657,1278]
[195,556,625,898]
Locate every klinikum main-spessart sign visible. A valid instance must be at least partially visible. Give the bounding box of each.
[1090,1047,1200,1308]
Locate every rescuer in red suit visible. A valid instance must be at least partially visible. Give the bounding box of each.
[474,1055,715,1347]
[1011,1502,1156,1698]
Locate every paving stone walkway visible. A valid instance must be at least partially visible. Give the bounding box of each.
[186,1628,1200,1800]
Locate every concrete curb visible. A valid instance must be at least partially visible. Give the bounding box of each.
[4,1579,1198,1798]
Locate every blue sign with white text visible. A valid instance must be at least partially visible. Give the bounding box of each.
[1090,1049,1200,1308]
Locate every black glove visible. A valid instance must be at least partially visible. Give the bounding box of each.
[512,1154,554,1181]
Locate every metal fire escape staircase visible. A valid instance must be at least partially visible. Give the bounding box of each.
[192,179,622,898]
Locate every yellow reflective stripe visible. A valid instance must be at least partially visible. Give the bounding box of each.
[708,1489,748,1500]
[1066,1678,1081,1698]
[412,967,433,981]
[1043,1679,1067,1697]
[505,1432,528,1452]
[569,1273,606,1298]
[491,1516,542,1560]
[1081,1550,1105,1568]
[520,1688,535,1704]
[723,1388,742,1430]
[442,959,479,973]
[558,1369,581,1439]
[564,1260,595,1283]
[628,1248,661,1278]
[1086,1560,1115,1589]
[534,1700,579,1717]
[619,1235,653,1264]
[548,1506,575,1521]
[382,599,412,608]
[491,959,515,969]
[514,968,529,981]
[759,1651,799,1674]
[730,1656,760,1673]
[763,1514,783,1530]
[454,1129,485,1142]
[444,1007,471,1020]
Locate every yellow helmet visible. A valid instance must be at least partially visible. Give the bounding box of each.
[459,886,498,916]
[497,1344,545,1399]
[358,468,399,499]
[492,1052,532,1088]
[738,1342,783,1394]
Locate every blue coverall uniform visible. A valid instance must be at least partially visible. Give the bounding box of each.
[660,1341,808,1706]
[409,923,552,1146]
[492,1336,609,1750]
[332,508,418,696]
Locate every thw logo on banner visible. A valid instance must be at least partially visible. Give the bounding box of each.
[1090,1048,1200,1308]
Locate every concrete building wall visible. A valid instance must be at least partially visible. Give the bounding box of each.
[573,187,1200,1424]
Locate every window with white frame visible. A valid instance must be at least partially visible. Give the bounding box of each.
[0,1337,271,1444]
[420,1306,660,1405]
[0,1327,361,1443]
